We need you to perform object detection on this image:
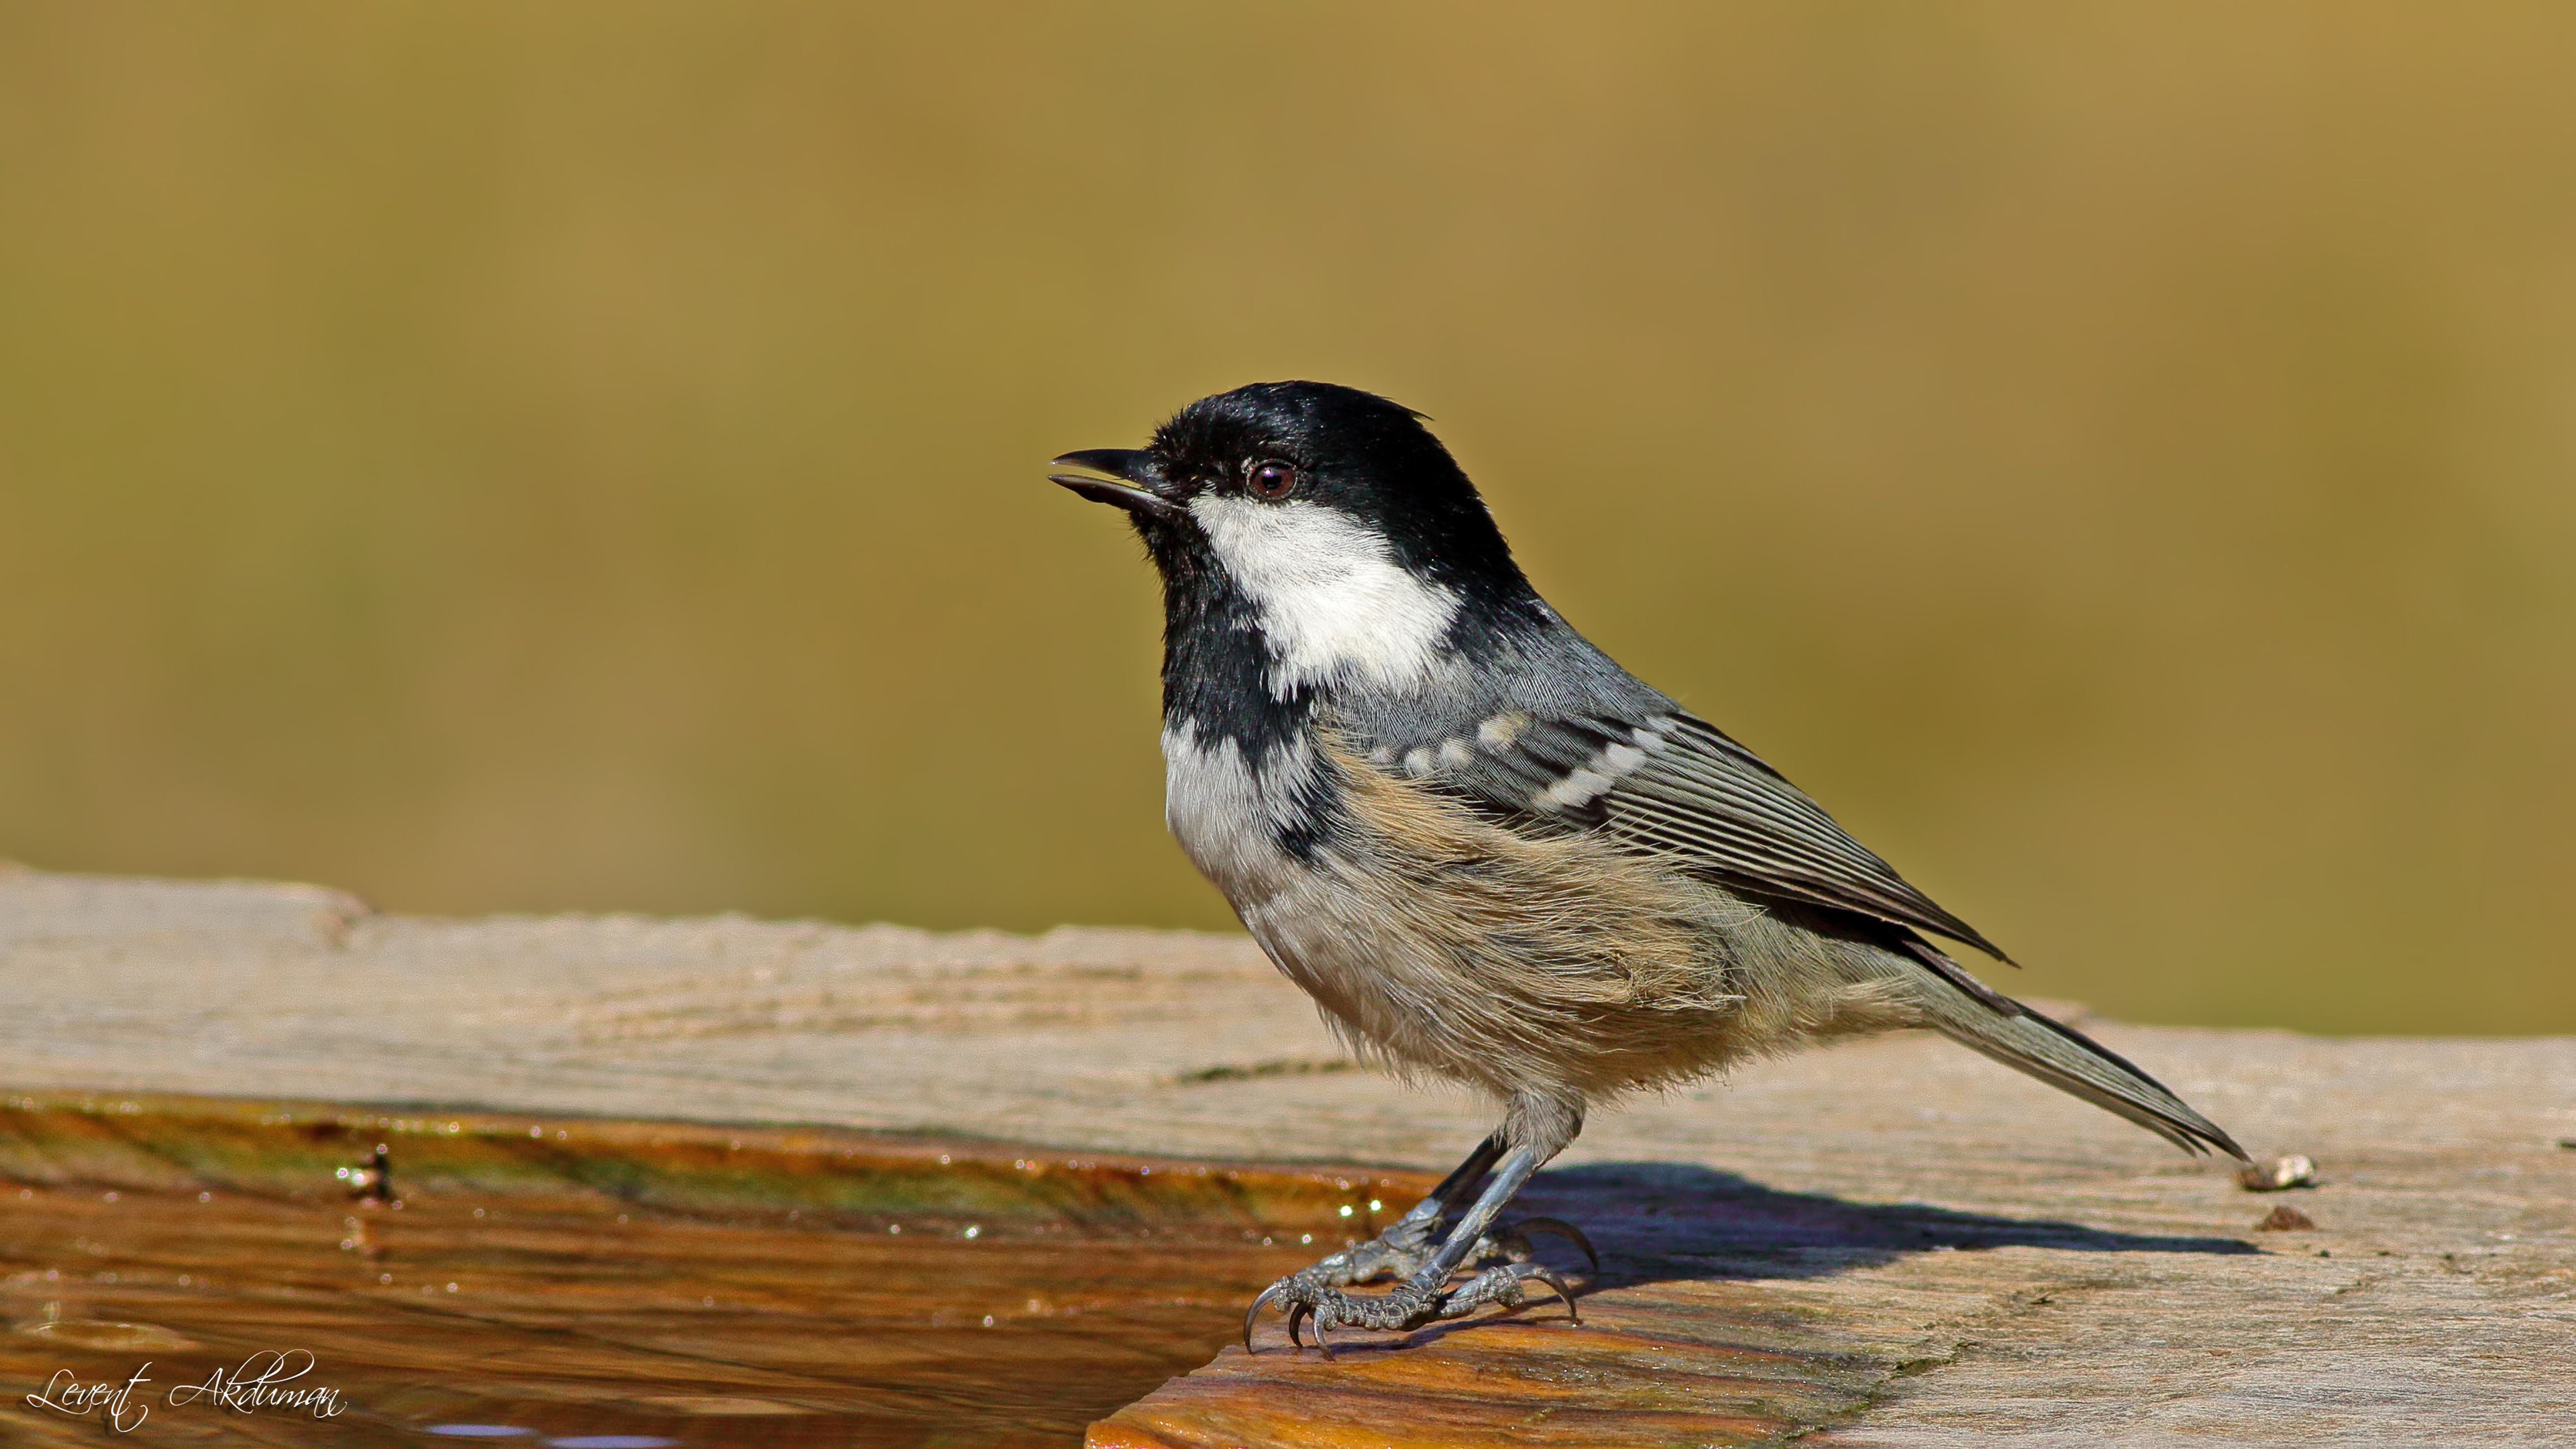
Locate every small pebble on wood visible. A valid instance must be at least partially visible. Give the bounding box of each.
[2253,1203,2317,1232]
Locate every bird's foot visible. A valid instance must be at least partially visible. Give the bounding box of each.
[1242,1216,1595,1354]
[1247,1260,1581,1355]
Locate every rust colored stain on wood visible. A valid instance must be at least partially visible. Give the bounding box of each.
[1090,1320,1814,1446]
[1083,1155,2304,1447]
[0,1089,1429,1230]
[1086,1172,1965,1447]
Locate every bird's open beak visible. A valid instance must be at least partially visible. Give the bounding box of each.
[1049,449,1185,522]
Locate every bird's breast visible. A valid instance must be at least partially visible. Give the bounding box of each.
[1159,720,1324,908]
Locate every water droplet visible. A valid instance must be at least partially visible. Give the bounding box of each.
[16,1320,195,1351]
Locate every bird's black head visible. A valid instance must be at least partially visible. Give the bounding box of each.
[1053,378,1528,594]
[1053,381,1542,707]
[1058,382,1595,756]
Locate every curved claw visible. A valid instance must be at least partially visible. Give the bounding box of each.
[1522,1265,1582,1326]
[1509,1216,1600,1273]
[1286,1300,1320,1354]
[1243,1282,1283,1352]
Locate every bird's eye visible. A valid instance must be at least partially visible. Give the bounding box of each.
[1247,460,1299,500]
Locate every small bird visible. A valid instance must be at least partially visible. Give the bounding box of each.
[1051,381,2245,1352]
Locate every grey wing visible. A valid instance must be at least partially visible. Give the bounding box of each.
[1349,694,2257,1160]
[1410,706,2011,963]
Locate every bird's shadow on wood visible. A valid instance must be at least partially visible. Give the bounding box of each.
[1507,1159,2258,1290]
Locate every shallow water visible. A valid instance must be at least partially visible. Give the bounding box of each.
[2,1185,1319,1446]
[0,1096,1412,1447]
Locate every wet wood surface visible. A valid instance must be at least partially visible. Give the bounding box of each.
[4,866,2573,1444]
[0,1093,1421,1446]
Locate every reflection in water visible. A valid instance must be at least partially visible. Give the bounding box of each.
[0,1177,1324,1447]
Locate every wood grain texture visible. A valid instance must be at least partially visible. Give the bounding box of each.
[3,866,2570,1444]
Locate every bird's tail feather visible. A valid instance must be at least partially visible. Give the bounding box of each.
[1895,938,2247,1161]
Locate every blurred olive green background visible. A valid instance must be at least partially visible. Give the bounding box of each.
[3,4,2571,1034]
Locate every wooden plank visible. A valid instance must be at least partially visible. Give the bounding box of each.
[4,867,2571,1443]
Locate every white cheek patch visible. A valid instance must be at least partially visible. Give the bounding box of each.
[1191,495,1461,696]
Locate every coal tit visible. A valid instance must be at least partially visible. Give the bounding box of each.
[1053,380,2244,1350]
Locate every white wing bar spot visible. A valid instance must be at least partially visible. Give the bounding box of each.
[1532,721,1667,814]
[1536,767,1617,811]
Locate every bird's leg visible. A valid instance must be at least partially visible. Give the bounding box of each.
[1271,1131,1504,1296]
[1299,1136,1595,1294]
[1244,1095,1593,1352]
